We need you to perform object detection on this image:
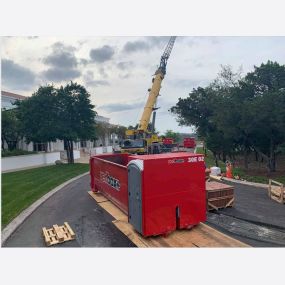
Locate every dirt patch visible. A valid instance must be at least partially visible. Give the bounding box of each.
[234,153,285,172]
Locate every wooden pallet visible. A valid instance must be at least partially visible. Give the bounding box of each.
[268,179,285,204]
[88,191,248,247]
[206,181,234,211]
[207,196,234,211]
[42,222,75,246]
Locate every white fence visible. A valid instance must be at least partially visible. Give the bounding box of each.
[89,146,113,156]
[2,152,61,172]
[60,150,80,160]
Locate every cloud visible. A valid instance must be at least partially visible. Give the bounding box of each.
[99,67,108,78]
[169,78,205,88]
[122,37,176,54]
[89,45,114,63]
[98,100,143,113]
[119,73,130,79]
[44,52,77,68]
[41,42,81,82]
[42,67,81,82]
[52,42,77,52]
[194,62,204,68]
[147,36,169,47]
[1,59,36,90]
[80,58,89,65]
[84,79,109,87]
[83,71,109,87]
[123,40,150,53]
[43,42,78,68]
[117,61,133,70]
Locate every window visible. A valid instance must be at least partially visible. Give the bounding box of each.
[33,142,47,152]
[80,140,87,148]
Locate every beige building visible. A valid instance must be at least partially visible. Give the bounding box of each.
[1,90,112,153]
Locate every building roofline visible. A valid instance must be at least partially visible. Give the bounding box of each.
[1,90,27,100]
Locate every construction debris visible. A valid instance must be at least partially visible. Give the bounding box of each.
[42,222,75,246]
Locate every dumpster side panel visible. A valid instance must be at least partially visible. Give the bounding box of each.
[140,154,206,237]
[90,157,95,191]
[91,157,129,214]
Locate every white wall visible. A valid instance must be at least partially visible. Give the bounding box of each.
[89,146,113,156]
[73,150,80,159]
[1,96,17,110]
[2,152,61,172]
[51,140,65,151]
[60,150,80,160]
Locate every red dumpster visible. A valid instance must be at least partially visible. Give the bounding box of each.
[183,137,196,148]
[90,152,206,237]
[90,153,129,214]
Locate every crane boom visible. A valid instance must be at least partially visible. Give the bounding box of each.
[138,36,176,132]
[158,36,176,75]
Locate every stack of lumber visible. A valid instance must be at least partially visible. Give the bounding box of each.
[206,181,234,211]
[268,179,284,204]
[42,222,75,246]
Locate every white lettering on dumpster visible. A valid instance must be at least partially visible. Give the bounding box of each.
[100,171,120,191]
[188,156,204,163]
[168,159,185,164]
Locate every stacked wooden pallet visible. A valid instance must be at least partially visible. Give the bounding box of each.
[268,179,284,204]
[206,181,234,211]
[42,222,75,246]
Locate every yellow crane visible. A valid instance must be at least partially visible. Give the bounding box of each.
[121,36,176,154]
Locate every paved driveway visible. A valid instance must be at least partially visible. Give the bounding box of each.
[221,180,285,228]
[206,180,285,247]
[3,175,135,247]
[4,174,284,247]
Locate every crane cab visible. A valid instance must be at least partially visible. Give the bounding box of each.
[120,130,162,155]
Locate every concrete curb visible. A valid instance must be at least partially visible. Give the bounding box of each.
[218,177,269,189]
[1,171,89,245]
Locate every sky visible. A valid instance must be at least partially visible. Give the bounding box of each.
[1,36,285,134]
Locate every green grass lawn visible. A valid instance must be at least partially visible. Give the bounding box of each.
[196,147,226,171]
[2,163,89,228]
[196,147,285,184]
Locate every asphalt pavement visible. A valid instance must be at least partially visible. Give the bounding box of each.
[206,180,285,247]
[3,174,284,247]
[3,175,135,247]
[219,180,285,229]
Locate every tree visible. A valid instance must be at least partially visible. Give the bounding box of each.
[127,124,138,130]
[170,86,226,165]
[96,122,111,146]
[16,85,59,149]
[56,82,97,163]
[109,124,127,140]
[17,82,97,164]
[163,130,181,143]
[241,61,285,171]
[170,61,285,172]
[1,108,23,150]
